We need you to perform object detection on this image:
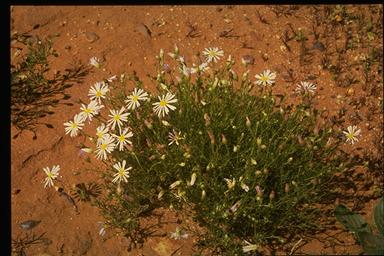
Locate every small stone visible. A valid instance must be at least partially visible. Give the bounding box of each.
[85,32,99,43]
[20,220,41,230]
[12,189,21,195]
[241,55,254,65]
[312,41,325,52]
[135,23,151,38]
[261,53,269,61]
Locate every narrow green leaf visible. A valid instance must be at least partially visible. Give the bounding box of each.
[374,197,384,236]
[357,232,384,255]
[334,204,371,233]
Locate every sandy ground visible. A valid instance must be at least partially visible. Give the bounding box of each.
[11,5,383,255]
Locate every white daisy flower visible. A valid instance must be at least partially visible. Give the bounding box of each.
[107,75,117,83]
[97,221,107,236]
[202,47,224,63]
[89,56,101,68]
[342,125,361,145]
[242,242,258,253]
[191,62,210,74]
[96,123,109,145]
[95,134,116,160]
[125,88,149,110]
[112,160,131,183]
[88,81,109,103]
[42,165,60,188]
[255,70,277,86]
[152,92,177,118]
[180,64,192,77]
[107,107,130,131]
[170,227,189,240]
[295,81,317,95]
[80,100,104,122]
[224,178,236,190]
[112,128,133,151]
[64,113,86,137]
[168,129,184,146]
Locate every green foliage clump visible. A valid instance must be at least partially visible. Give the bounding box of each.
[335,197,384,255]
[75,48,353,255]
[11,33,89,138]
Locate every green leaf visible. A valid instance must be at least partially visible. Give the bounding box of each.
[334,204,371,233]
[374,197,384,236]
[357,232,384,255]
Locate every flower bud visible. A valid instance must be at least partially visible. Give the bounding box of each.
[169,180,182,189]
[221,134,227,144]
[230,200,241,213]
[201,189,206,200]
[159,48,164,59]
[256,138,262,146]
[158,190,165,199]
[246,116,251,127]
[204,113,211,126]
[233,145,239,152]
[284,183,290,193]
[144,119,153,129]
[255,185,263,197]
[241,182,250,192]
[269,190,275,200]
[188,173,197,186]
[161,120,171,126]
[208,130,215,145]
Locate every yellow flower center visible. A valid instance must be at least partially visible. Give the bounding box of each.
[159,100,167,107]
[101,144,107,150]
[96,91,103,97]
[71,123,78,129]
[97,132,103,139]
[261,75,269,82]
[119,135,125,142]
[347,133,354,139]
[47,172,53,178]
[84,108,92,114]
[132,95,139,102]
[114,114,121,121]
[118,168,126,176]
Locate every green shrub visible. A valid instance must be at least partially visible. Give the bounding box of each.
[61,47,355,255]
[11,33,89,138]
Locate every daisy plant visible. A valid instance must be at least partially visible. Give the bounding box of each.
[125,88,149,110]
[152,92,177,118]
[88,81,109,103]
[202,47,224,63]
[64,113,86,137]
[255,69,277,86]
[42,165,60,188]
[61,46,357,255]
[342,125,361,144]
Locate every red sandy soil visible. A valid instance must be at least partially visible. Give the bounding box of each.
[11,5,383,255]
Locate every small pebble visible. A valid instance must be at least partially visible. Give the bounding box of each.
[135,23,151,38]
[85,32,99,43]
[20,220,41,230]
[242,55,254,65]
[312,41,325,52]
